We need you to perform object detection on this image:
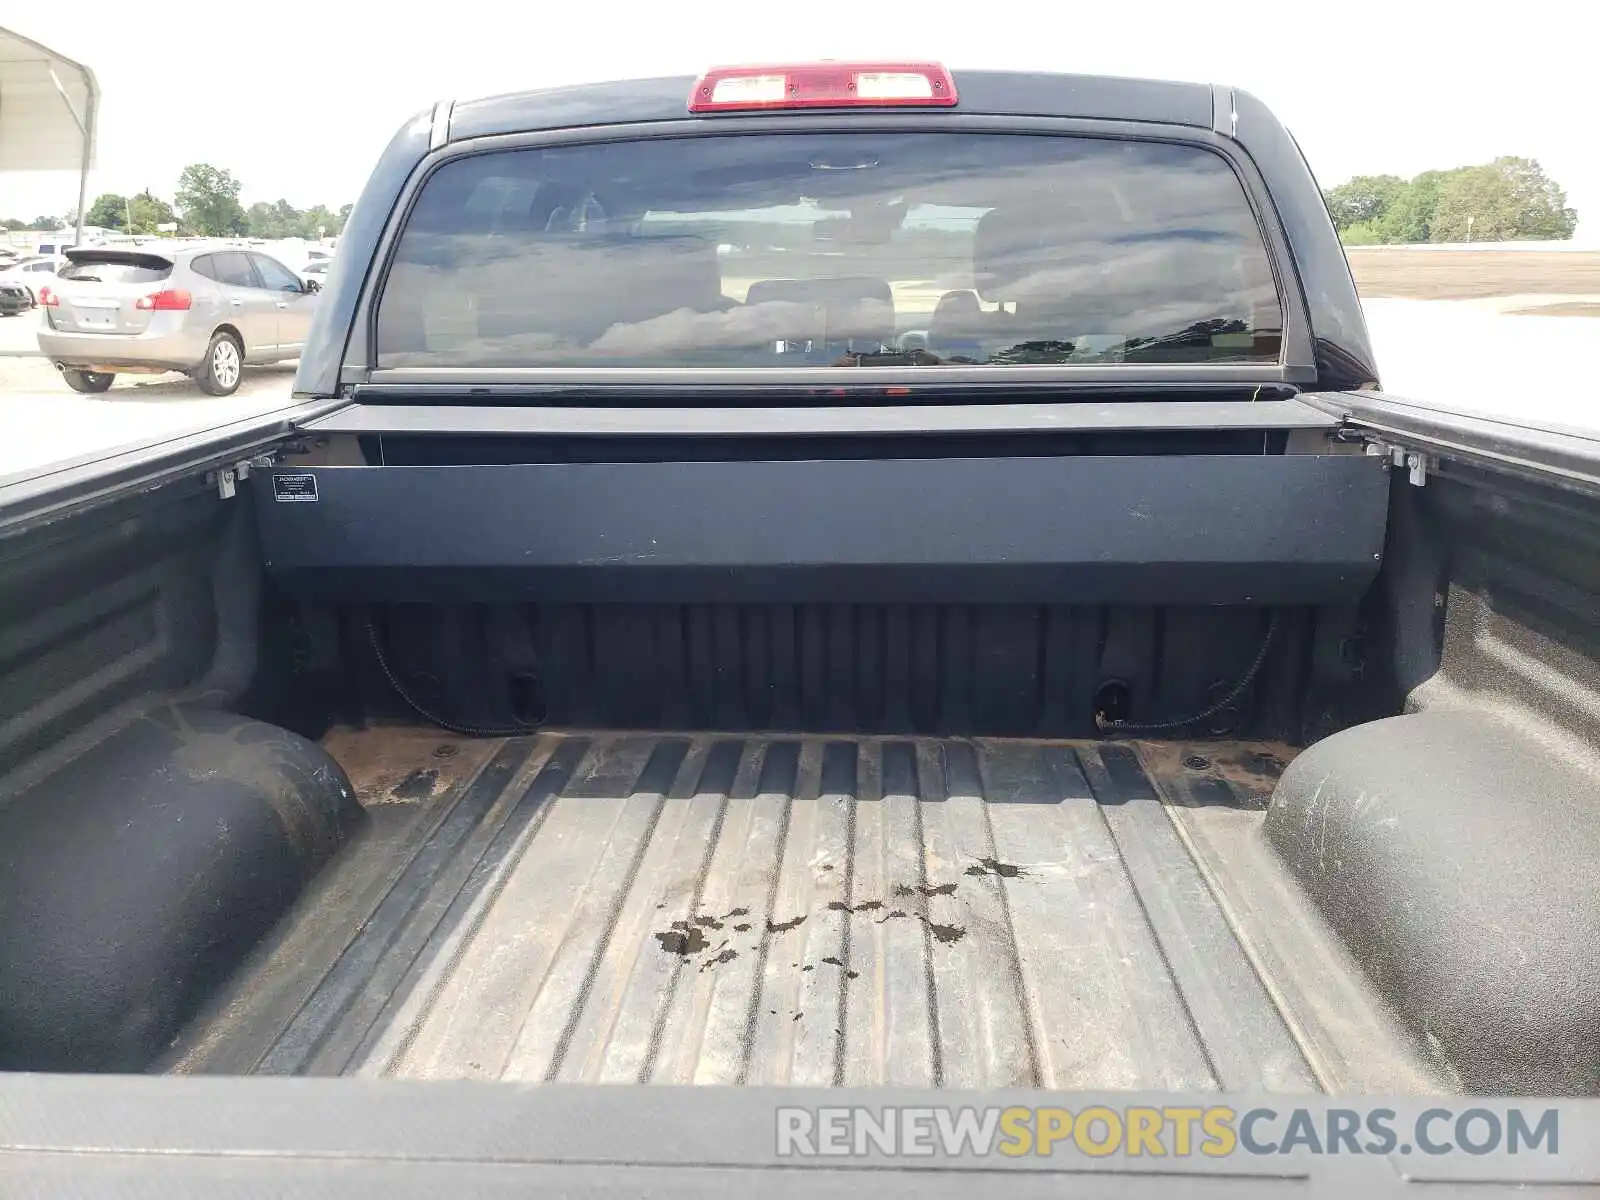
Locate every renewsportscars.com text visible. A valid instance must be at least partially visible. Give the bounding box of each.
[776,1105,1560,1159]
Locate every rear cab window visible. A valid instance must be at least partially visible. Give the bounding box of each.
[376,132,1283,371]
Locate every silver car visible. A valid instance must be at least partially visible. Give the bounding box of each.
[36,245,320,395]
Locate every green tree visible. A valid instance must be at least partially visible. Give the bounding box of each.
[245,200,305,238]
[127,190,177,234]
[1339,221,1383,245]
[85,192,129,230]
[1322,175,1407,232]
[1496,157,1580,238]
[335,203,353,233]
[1,217,26,231]
[1369,169,1452,244]
[243,198,354,239]
[175,163,246,236]
[276,199,309,237]
[1429,156,1577,242]
[245,201,275,237]
[1430,166,1510,241]
[299,204,337,238]
[31,214,63,230]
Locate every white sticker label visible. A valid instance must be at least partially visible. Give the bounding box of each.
[272,473,319,502]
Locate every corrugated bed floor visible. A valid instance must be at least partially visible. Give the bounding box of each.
[169,728,1451,1093]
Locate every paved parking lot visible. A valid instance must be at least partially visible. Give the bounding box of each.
[0,309,297,479]
[1363,298,1600,433]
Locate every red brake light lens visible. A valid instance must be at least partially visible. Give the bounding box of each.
[135,289,192,311]
[38,285,59,307]
[688,62,957,112]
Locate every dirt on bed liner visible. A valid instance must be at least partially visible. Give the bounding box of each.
[165,727,1455,1095]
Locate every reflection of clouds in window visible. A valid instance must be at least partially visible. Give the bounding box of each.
[986,243,1277,332]
[377,132,1283,369]
[384,290,899,367]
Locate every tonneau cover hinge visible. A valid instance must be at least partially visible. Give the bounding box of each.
[1365,438,1431,486]
[210,454,276,499]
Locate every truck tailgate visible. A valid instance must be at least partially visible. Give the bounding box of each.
[169,729,1451,1093]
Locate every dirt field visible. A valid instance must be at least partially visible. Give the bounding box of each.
[1345,248,1600,308]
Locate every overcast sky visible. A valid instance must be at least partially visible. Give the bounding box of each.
[8,1,1593,239]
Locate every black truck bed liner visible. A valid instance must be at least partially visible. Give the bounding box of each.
[168,727,1453,1094]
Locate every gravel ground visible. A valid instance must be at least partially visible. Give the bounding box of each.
[1345,248,1600,304]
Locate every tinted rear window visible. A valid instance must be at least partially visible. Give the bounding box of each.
[193,251,257,288]
[59,258,172,284]
[377,133,1283,371]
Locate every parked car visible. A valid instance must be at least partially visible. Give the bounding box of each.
[0,255,63,305]
[0,281,30,316]
[4,62,1600,1195]
[35,245,320,395]
[299,256,332,287]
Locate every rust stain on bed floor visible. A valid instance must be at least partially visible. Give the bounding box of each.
[320,725,501,807]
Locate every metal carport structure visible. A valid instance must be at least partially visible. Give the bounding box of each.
[0,26,98,247]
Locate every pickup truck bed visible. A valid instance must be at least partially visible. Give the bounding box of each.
[14,63,1600,1197]
[168,726,1447,1094]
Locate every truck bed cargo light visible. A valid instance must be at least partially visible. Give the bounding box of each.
[689,62,958,112]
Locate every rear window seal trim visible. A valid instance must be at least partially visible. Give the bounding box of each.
[352,112,1314,386]
[367,363,1313,387]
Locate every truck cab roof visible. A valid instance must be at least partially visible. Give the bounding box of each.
[444,69,1220,141]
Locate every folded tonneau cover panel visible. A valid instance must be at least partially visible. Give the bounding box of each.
[252,454,1390,606]
[168,728,1451,1093]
